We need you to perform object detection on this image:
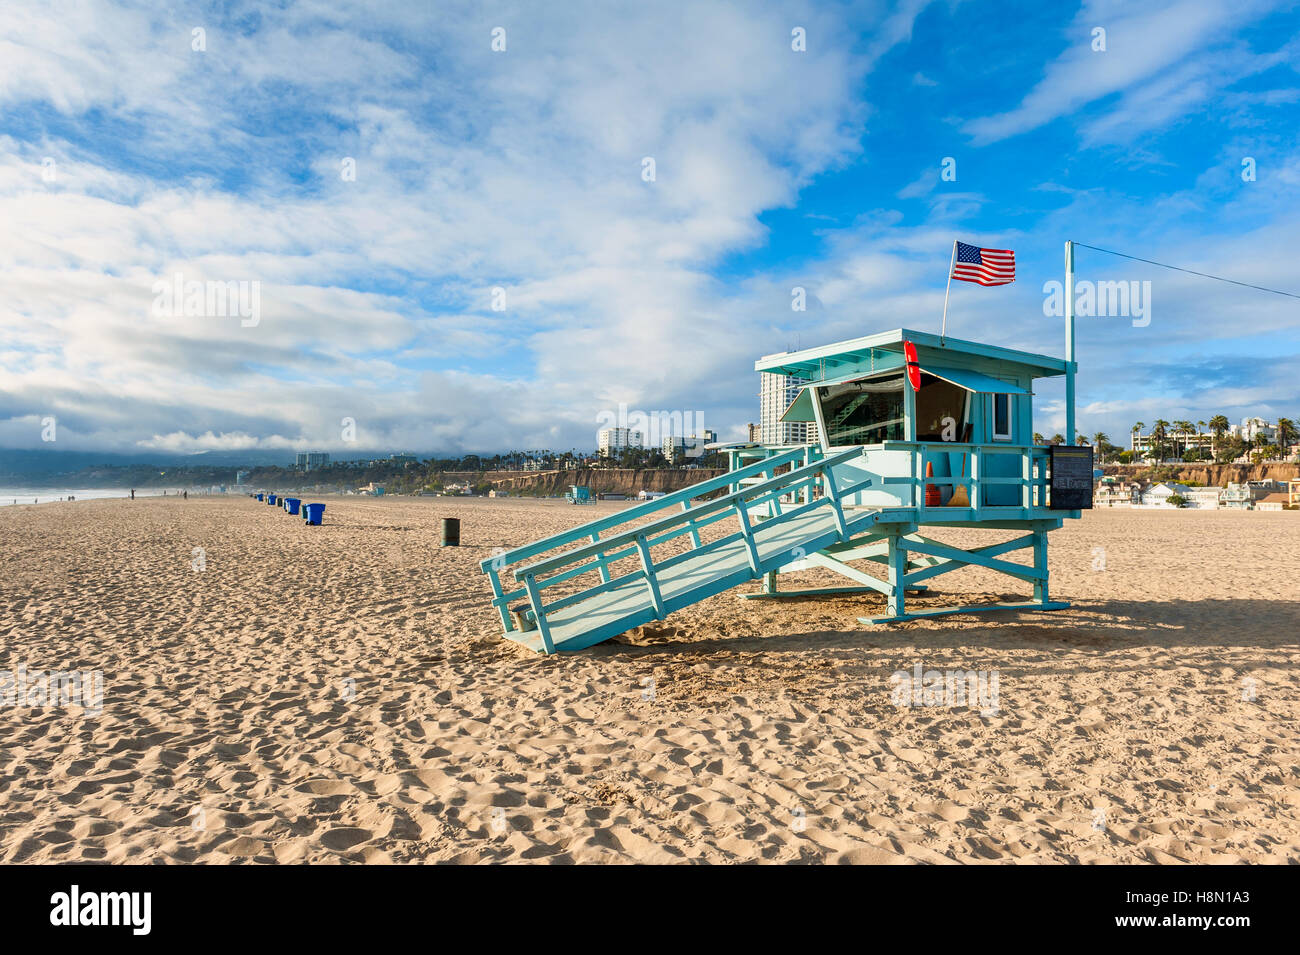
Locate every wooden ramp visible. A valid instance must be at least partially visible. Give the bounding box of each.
[480,446,880,653]
[509,505,882,652]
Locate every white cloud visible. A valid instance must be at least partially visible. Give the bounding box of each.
[964,0,1291,145]
[0,0,940,453]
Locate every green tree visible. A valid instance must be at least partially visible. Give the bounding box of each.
[1208,415,1230,462]
[1277,417,1297,449]
[1092,432,1109,463]
[1151,419,1171,462]
[1173,420,1194,459]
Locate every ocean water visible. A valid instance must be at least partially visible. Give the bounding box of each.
[0,488,183,506]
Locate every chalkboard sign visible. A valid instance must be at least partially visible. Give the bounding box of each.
[1049,445,1094,510]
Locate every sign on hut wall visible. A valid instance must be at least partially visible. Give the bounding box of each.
[1049,445,1094,510]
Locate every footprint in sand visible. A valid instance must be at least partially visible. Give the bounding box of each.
[321,827,372,851]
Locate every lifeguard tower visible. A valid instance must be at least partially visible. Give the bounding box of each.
[481,326,1091,653]
[565,485,595,505]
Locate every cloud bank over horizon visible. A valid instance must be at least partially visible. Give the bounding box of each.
[1,0,1298,457]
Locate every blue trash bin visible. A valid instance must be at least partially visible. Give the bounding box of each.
[256,493,264,501]
[303,502,325,526]
[268,494,278,505]
[284,497,301,515]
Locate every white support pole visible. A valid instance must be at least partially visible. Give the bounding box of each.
[940,240,956,343]
[1064,239,1076,446]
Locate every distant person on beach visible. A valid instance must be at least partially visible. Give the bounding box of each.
[130,489,135,500]
[183,491,187,500]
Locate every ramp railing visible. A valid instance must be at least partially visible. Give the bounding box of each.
[480,445,813,632]
[480,446,874,651]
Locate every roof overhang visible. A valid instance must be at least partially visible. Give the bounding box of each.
[757,327,1070,381]
[923,364,1031,395]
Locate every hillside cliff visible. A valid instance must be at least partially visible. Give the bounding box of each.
[1102,462,1298,485]
[485,467,725,497]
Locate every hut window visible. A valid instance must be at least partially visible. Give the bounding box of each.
[915,374,970,442]
[992,393,1013,441]
[817,373,905,446]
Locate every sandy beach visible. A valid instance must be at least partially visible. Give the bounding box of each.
[0,495,1297,864]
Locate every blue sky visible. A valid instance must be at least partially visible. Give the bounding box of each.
[0,0,1298,456]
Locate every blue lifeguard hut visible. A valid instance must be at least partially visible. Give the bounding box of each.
[564,485,595,505]
[481,314,1090,652]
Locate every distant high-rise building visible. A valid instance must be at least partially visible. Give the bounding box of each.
[661,430,717,463]
[295,451,330,471]
[598,428,642,456]
[759,372,812,446]
[746,423,761,443]
[389,452,418,465]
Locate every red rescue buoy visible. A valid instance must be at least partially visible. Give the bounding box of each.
[904,340,921,391]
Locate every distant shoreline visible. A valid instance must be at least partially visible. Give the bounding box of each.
[0,488,185,507]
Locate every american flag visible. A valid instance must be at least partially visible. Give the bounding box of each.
[951,241,1015,286]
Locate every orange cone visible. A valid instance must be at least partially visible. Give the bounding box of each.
[925,461,941,507]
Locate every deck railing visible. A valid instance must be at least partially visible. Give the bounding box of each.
[479,446,873,650]
[845,441,1052,514]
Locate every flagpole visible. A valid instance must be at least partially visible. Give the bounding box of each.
[1065,239,1076,447]
[940,240,956,344]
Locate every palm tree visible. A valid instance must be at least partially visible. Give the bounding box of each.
[1174,420,1195,459]
[1151,419,1171,462]
[1092,432,1109,463]
[1033,432,1045,446]
[1277,417,1297,451]
[1050,433,1066,446]
[1208,415,1230,462]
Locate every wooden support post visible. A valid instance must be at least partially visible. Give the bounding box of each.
[590,531,611,583]
[487,567,512,632]
[886,531,907,619]
[821,467,850,541]
[1022,451,1031,511]
[634,534,666,619]
[522,575,556,654]
[680,500,702,548]
[1032,528,1049,604]
[734,503,762,573]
